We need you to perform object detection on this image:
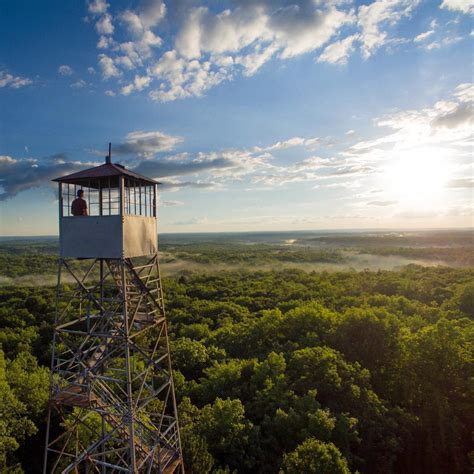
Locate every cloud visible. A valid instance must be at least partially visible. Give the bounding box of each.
[98,54,120,78]
[349,83,474,154]
[147,50,230,102]
[367,200,398,206]
[96,13,114,35]
[161,200,184,207]
[85,0,466,102]
[88,0,116,63]
[258,136,321,151]
[358,0,419,59]
[87,0,108,15]
[87,1,359,101]
[4,86,471,207]
[446,177,474,188]
[440,0,474,14]
[0,155,97,201]
[431,102,473,129]
[394,209,441,219]
[171,217,207,226]
[70,79,87,89]
[105,89,115,96]
[318,34,358,65]
[84,0,454,101]
[0,71,32,89]
[454,83,473,103]
[135,155,235,178]
[58,65,74,76]
[414,29,435,42]
[423,35,463,51]
[159,180,218,191]
[120,75,152,95]
[113,130,183,157]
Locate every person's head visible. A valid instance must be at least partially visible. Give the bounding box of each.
[77,189,84,198]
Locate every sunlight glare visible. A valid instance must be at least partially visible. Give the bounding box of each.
[386,147,451,205]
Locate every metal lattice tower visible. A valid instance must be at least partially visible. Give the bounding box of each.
[44,146,183,473]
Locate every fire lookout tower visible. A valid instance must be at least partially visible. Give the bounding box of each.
[44,146,184,473]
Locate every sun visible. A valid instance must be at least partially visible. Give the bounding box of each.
[384,146,451,206]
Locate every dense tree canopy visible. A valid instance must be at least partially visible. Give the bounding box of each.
[0,264,473,473]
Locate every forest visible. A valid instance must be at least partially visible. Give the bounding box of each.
[1,249,473,472]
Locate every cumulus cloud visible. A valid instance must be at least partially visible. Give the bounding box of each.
[113,130,183,157]
[88,0,108,15]
[86,0,361,101]
[58,65,74,76]
[96,13,114,35]
[84,0,467,101]
[0,71,32,89]
[98,54,120,78]
[121,75,152,95]
[84,0,449,100]
[147,50,230,101]
[440,0,474,14]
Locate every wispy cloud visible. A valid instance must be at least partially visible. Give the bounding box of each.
[0,155,97,200]
[414,29,435,42]
[2,83,472,211]
[446,178,474,188]
[367,200,398,206]
[318,35,359,65]
[112,130,183,157]
[357,0,419,59]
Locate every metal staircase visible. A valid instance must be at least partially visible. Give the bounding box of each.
[44,256,183,473]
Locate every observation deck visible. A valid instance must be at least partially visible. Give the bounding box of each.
[53,157,160,259]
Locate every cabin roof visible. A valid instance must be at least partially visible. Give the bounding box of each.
[53,162,160,186]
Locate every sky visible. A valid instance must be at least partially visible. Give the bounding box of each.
[0,0,472,236]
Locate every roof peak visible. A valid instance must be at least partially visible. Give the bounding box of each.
[53,161,160,186]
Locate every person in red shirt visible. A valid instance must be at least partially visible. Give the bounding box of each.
[71,189,88,216]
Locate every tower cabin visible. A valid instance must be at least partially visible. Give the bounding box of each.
[53,153,159,259]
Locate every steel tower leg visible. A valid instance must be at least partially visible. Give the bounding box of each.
[43,255,184,473]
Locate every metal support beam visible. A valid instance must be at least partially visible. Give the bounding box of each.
[44,255,183,473]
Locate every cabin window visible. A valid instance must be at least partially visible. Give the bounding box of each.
[60,177,155,217]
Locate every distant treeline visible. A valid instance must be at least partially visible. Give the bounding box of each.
[360,246,474,267]
[311,230,473,248]
[164,243,345,265]
[0,265,473,473]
